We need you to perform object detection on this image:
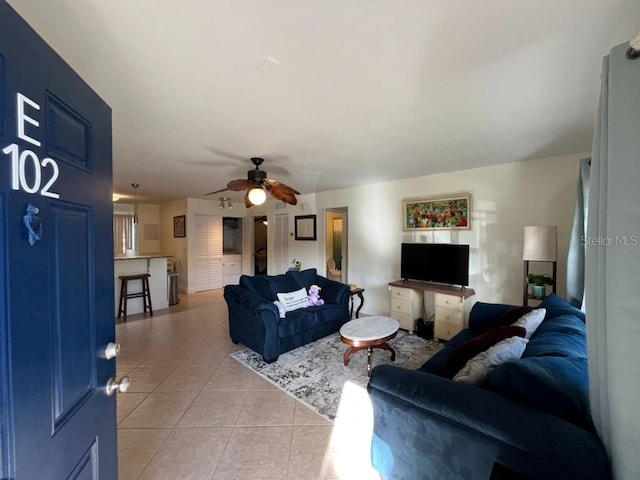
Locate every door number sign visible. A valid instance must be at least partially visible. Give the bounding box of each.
[2,93,61,199]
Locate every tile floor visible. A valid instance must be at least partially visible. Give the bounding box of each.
[116,290,381,480]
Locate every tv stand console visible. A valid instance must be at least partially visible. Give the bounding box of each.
[389,280,476,340]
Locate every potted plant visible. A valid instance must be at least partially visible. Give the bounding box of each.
[527,273,553,299]
[289,259,301,272]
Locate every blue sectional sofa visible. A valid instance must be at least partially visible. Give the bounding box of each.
[367,294,611,480]
[224,268,351,362]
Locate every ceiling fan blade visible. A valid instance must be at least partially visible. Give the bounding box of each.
[204,146,246,161]
[227,179,255,191]
[203,188,229,196]
[243,191,252,208]
[265,178,299,205]
[264,178,301,195]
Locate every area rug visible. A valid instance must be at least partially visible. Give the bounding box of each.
[230,331,442,421]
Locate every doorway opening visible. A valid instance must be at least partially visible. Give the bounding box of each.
[325,208,348,283]
[254,216,268,275]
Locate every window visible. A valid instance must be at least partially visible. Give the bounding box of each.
[114,214,135,255]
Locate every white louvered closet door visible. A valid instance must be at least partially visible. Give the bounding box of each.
[194,215,223,291]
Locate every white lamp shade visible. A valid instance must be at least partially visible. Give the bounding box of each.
[248,187,267,206]
[523,226,557,261]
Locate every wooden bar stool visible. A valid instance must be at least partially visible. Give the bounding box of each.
[117,273,153,321]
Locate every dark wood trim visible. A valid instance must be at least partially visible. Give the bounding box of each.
[389,280,475,299]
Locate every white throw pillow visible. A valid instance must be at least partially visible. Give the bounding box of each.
[512,308,546,339]
[272,300,287,318]
[276,288,309,312]
[453,336,529,385]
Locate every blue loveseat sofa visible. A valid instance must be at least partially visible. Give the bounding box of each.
[367,294,610,480]
[224,268,351,362]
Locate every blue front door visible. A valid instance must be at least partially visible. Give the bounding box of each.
[0,2,118,478]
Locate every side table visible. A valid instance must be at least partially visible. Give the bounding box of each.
[349,287,365,318]
[340,316,399,376]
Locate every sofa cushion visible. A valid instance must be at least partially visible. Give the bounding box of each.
[522,314,587,359]
[539,293,585,322]
[288,268,317,289]
[468,302,516,331]
[480,306,533,332]
[443,325,527,378]
[267,274,299,300]
[486,356,593,430]
[278,304,344,337]
[419,328,479,376]
[512,308,546,339]
[453,336,529,385]
[239,275,272,300]
[276,287,309,312]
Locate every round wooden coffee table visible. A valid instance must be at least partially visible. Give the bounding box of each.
[339,316,400,376]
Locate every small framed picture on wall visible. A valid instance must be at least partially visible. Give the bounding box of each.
[295,215,317,241]
[173,215,186,238]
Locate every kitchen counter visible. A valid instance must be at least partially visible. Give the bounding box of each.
[114,254,171,260]
[114,255,170,317]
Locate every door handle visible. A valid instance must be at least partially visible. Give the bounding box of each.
[105,376,131,396]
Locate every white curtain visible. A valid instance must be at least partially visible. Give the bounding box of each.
[566,158,590,309]
[113,214,134,256]
[586,44,640,479]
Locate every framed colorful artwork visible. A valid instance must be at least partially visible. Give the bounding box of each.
[403,194,471,231]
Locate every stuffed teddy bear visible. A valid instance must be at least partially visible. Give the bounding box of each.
[308,284,324,306]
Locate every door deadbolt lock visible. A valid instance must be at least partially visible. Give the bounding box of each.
[105,342,120,359]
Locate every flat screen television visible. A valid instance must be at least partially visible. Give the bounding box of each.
[400,243,469,287]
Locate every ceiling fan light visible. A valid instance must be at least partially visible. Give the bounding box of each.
[248,187,267,206]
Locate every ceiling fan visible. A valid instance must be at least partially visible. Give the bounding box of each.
[204,157,300,207]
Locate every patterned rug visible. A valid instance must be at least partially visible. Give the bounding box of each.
[230,330,442,421]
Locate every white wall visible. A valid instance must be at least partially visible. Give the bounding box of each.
[159,198,188,291]
[153,152,583,312]
[136,203,160,254]
[287,152,585,316]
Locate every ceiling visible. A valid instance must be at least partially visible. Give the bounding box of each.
[7,0,640,204]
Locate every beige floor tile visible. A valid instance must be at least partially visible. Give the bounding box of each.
[203,367,276,391]
[287,456,339,480]
[116,290,381,480]
[138,348,194,368]
[154,366,215,392]
[138,427,232,480]
[235,390,295,426]
[181,346,228,367]
[116,348,157,369]
[293,402,333,425]
[287,426,340,478]
[213,426,292,479]
[125,366,172,392]
[178,391,248,427]
[117,392,148,424]
[119,391,198,428]
[218,355,246,368]
[117,428,171,480]
[291,425,336,459]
